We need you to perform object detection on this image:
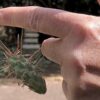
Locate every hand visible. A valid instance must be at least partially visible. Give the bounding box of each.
[97,0,100,5]
[0,6,100,100]
[41,11,100,100]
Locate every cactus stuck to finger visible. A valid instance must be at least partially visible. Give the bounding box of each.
[0,34,47,94]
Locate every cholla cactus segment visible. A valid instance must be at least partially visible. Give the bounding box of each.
[0,39,47,94]
[8,55,47,94]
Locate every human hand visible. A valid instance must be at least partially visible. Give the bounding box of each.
[39,7,100,100]
[0,6,100,100]
[97,0,100,5]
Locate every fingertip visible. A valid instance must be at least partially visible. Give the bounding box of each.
[41,37,56,57]
[41,38,49,57]
[41,37,61,64]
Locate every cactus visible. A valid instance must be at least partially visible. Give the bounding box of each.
[0,35,47,94]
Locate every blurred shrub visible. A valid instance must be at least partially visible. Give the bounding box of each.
[0,0,99,15]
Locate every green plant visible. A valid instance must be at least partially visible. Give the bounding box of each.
[0,35,47,94]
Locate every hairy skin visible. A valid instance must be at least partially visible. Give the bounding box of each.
[0,6,100,100]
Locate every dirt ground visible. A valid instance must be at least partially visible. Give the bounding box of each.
[0,77,66,100]
[0,52,66,100]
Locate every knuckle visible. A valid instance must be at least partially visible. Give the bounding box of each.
[41,38,62,64]
[28,7,40,31]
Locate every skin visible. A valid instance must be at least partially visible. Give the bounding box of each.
[0,6,100,100]
[97,0,100,5]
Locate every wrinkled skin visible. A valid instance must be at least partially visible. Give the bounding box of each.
[0,5,100,100]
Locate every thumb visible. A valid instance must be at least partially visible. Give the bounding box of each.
[41,37,62,64]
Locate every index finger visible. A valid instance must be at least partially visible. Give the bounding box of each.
[0,6,89,38]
